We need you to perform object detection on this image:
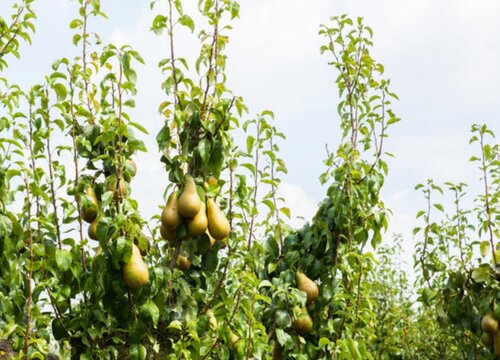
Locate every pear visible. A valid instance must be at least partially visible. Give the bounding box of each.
[207,232,216,248]
[176,255,191,271]
[161,191,182,230]
[126,159,137,177]
[82,187,99,223]
[495,331,500,355]
[292,306,313,335]
[188,201,208,236]
[108,176,128,200]
[160,224,177,242]
[123,244,149,289]
[481,313,499,334]
[296,271,319,304]
[207,198,230,240]
[88,218,99,240]
[482,332,494,347]
[177,175,202,218]
[207,175,218,186]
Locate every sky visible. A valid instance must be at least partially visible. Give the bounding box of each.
[3,0,500,272]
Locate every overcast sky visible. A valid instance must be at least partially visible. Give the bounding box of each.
[4,0,500,271]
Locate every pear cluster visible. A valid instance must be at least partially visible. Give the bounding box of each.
[160,175,230,254]
[292,271,319,335]
[481,313,500,355]
[83,159,150,289]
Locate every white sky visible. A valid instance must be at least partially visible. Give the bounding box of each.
[3,0,500,272]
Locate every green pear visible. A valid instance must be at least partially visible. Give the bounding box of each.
[123,244,149,289]
[88,218,99,240]
[292,306,313,335]
[176,255,191,271]
[207,198,230,240]
[296,271,319,304]
[82,187,99,223]
[108,176,128,200]
[161,191,181,230]
[160,224,177,242]
[188,202,208,236]
[127,159,137,177]
[177,175,202,218]
[482,313,499,334]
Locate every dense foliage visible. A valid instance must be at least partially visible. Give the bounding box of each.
[0,1,499,359]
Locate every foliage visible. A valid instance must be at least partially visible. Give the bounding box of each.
[8,0,494,359]
[413,124,500,359]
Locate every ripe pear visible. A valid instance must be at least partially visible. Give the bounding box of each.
[481,313,499,334]
[160,224,177,242]
[123,244,149,289]
[207,175,218,186]
[495,331,500,356]
[177,175,202,218]
[292,306,313,335]
[126,159,137,177]
[482,332,494,347]
[82,187,99,223]
[207,198,230,240]
[176,255,191,271]
[296,271,319,304]
[188,201,208,236]
[108,176,128,200]
[161,191,181,230]
[88,218,99,240]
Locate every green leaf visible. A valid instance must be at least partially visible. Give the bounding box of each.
[129,344,147,360]
[53,83,67,101]
[179,15,194,32]
[480,241,490,258]
[55,249,72,272]
[141,300,159,326]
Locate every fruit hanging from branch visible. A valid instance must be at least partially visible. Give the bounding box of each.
[161,190,182,230]
[178,175,202,218]
[82,186,99,223]
[207,198,230,240]
[123,244,149,289]
[296,271,319,304]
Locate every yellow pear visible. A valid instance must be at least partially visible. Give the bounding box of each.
[160,224,177,242]
[188,202,208,236]
[495,331,500,355]
[207,232,216,248]
[82,187,99,223]
[296,271,319,304]
[207,198,230,240]
[108,176,128,200]
[161,191,181,230]
[481,313,499,334]
[292,306,313,335]
[177,175,202,218]
[88,218,99,240]
[176,255,191,271]
[207,175,218,186]
[123,244,149,289]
